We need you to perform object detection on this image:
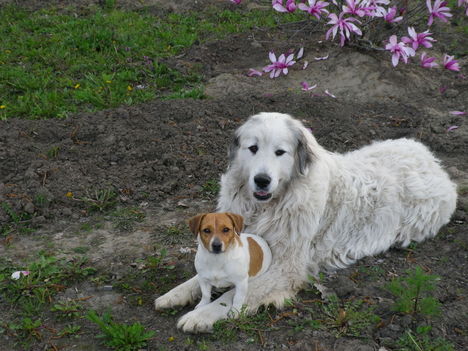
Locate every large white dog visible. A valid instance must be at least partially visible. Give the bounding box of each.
[155,112,457,332]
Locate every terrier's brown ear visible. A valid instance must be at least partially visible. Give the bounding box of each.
[225,212,244,234]
[188,213,206,235]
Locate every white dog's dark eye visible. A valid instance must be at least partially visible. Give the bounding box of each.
[203,228,211,234]
[275,150,286,156]
[222,227,230,233]
[248,145,258,154]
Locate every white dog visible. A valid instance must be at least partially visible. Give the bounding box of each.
[155,112,457,333]
[189,212,271,314]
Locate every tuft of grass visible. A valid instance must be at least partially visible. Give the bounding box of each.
[86,310,155,351]
[202,179,221,198]
[386,266,440,317]
[397,326,455,351]
[321,295,380,337]
[0,5,304,120]
[80,188,118,213]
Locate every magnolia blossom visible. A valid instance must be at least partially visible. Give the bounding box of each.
[326,13,362,47]
[247,69,263,77]
[272,0,297,12]
[298,0,329,19]
[301,81,317,91]
[443,54,460,71]
[263,52,296,78]
[401,27,436,50]
[381,6,403,23]
[385,35,416,66]
[342,0,372,17]
[364,0,390,17]
[420,52,438,68]
[230,0,242,3]
[11,271,30,280]
[426,0,452,26]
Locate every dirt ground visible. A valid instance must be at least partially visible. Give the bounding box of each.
[1,1,467,350]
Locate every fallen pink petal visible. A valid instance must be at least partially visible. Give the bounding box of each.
[449,111,466,115]
[11,271,30,280]
[314,54,329,61]
[324,89,337,98]
[247,69,263,77]
[297,47,304,59]
[447,125,459,132]
[303,60,309,69]
[301,82,317,91]
[443,54,460,72]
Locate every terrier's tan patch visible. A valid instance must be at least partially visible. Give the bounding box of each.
[247,237,263,277]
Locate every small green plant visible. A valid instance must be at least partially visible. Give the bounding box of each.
[58,324,82,337]
[321,295,380,337]
[46,146,60,159]
[8,317,42,343]
[81,188,118,212]
[51,300,83,319]
[86,310,155,351]
[111,207,145,231]
[397,326,455,351]
[386,266,440,317]
[202,179,220,198]
[212,307,273,343]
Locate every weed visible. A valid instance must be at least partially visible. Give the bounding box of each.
[46,146,60,159]
[111,207,145,231]
[57,324,81,337]
[0,255,96,315]
[386,266,440,317]
[202,179,220,198]
[72,246,90,254]
[51,300,83,319]
[397,325,455,351]
[86,310,155,351]
[7,317,42,344]
[321,295,380,337]
[81,188,118,212]
[212,307,273,343]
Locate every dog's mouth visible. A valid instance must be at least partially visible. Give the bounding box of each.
[253,191,272,201]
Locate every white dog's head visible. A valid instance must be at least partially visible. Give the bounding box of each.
[228,112,315,202]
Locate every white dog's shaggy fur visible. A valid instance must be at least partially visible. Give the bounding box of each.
[155,112,457,333]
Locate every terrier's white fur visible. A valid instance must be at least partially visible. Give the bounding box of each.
[155,112,457,333]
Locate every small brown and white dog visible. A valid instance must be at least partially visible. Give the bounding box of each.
[188,212,272,315]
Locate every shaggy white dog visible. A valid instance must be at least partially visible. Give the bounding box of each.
[155,112,457,333]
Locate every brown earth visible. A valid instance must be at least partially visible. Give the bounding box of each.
[0,1,467,350]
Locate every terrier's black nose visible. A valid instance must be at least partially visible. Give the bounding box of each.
[254,174,271,189]
[211,241,222,253]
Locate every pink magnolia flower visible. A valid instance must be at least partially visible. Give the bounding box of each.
[298,0,329,19]
[273,0,297,12]
[443,54,460,71]
[301,81,317,91]
[325,13,362,47]
[247,69,263,77]
[342,0,372,17]
[401,27,436,50]
[230,0,242,3]
[364,0,390,17]
[11,271,30,280]
[385,35,415,66]
[420,52,438,68]
[381,6,403,23]
[426,0,452,26]
[263,52,296,78]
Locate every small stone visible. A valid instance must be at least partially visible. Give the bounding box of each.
[23,202,35,214]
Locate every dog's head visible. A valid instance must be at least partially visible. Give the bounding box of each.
[228,112,315,202]
[188,212,244,254]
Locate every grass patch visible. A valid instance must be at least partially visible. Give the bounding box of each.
[86,310,155,351]
[0,5,304,119]
[397,326,455,351]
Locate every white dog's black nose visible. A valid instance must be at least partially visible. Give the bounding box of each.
[254,174,271,189]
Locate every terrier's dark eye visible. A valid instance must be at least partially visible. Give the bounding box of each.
[222,227,230,233]
[275,149,286,156]
[203,228,211,234]
[248,145,258,154]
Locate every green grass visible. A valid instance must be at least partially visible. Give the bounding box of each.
[397,326,455,351]
[0,5,304,119]
[86,310,155,351]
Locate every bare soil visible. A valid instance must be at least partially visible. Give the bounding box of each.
[0,1,467,351]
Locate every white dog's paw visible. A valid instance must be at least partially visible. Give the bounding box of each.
[154,291,188,310]
[177,302,230,333]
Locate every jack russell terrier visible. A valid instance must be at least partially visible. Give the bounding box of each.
[188,212,272,315]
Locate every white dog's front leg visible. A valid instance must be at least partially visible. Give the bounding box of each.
[154,275,201,310]
[231,278,248,315]
[177,288,235,333]
[195,278,212,309]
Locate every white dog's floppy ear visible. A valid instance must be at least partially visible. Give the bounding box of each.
[188,213,206,235]
[228,136,240,164]
[296,130,314,175]
[225,212,244,234]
